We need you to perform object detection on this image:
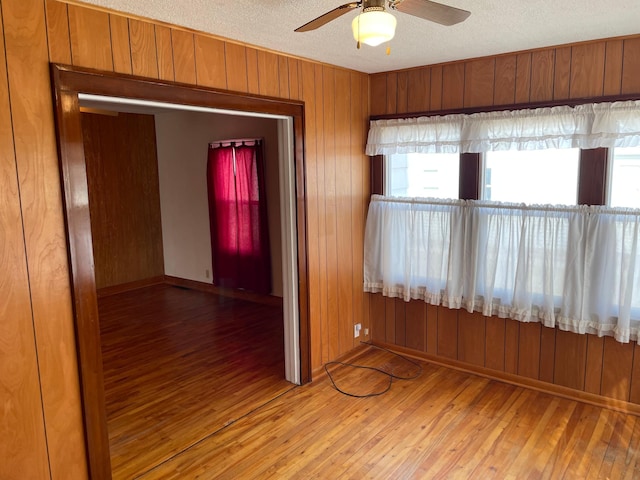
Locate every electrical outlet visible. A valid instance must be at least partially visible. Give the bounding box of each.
[364,327,369,336]
[354,323,362,338]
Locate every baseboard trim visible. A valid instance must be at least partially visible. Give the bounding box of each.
[96,275,165,298]
[163,275,283,307]
[369,341,640,416]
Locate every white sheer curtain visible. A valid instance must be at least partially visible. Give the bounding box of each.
[364,195,640,343]
[366,100,640,155]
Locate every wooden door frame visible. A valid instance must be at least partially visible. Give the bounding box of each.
[50,64,310,480]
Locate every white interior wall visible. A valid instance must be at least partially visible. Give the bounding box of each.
[155,110,283,297]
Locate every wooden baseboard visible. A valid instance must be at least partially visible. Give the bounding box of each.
[369,341,640,417]
[97,275,165,298]
[163,275,283,307]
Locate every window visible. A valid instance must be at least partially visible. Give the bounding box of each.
[386,153,459,199]
[482,149,580,205]
[609,147,640,208]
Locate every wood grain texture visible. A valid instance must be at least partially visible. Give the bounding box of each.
[622,37,640,94]
[258,50,279,97]
[245,47,260,94]
[631,344,640,404]
[385,72,398,114]
[442,63,464,110]
[405,300,426,351]
[584,335,604,394]
[437,306,458,359]
[109,14,132,74]
[289,58,302,101]
[394,298,407,347]
[570,42,605,98]
[0,6,50,478]
[407,68,430,112]
[493,55,516,105]
[45,0,71,64]
[139,345,640,479]
[530,49,555,102]
[223,42,247,93]
[278,56,290,99]
[194,34,227,89]
[369,73,387,116]
[385,296,396,344]
[601,337,634,401]
[517,322,541,380]
[458,309,485,366]
[539,324,556,383]
[553,46,572,100]
[100,284,292,479]
[171,29,196,85]
[603,39,624,96]
[128,19,158,78]
[68,4,113,70]
[464,58,494,108]
[4,1,88,478]
[515,52,532,103]
[554,329,587,391]
[154,25,174,82]
[430,65,443,110]
[81,112,164,289]
[485,316,505,371]
[504,319,520,374]
[396,71,408,114]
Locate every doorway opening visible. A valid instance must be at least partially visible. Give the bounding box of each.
[51,64,310,479]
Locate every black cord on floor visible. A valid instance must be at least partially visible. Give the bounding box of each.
[324,342,423,398]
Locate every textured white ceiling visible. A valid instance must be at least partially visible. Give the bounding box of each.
[77,0,640,74]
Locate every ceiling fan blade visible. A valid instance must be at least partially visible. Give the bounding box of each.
[295,2,361,32]
[391,0,470,26]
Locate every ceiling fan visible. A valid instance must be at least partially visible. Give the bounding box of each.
[295,0,470,48]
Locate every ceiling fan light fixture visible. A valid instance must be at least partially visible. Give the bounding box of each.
[351,10,397,47]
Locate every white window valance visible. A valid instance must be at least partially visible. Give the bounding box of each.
[366,100,640,155]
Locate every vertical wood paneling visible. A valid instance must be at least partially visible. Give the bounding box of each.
[278,56,290,99]
[554,329,587,391]
[4,0,88,477]
[394,298,406,347]
[430,66,442,110]
[504,319,519,374]
[621,37,640,94]
[464,58,494,108]
[407,68,430,112]
[585,336,605,395]
[385,297,396,343]
[225,42,248,93]
[630,344,640,404]
[493,55,516,105]
[194,34,227,89]
[171,30,196,85]
[570,42,605,98]
[370,73,387,116]
[530,50,555,102]
[396,71,408,114]
[442,63,464,109]
[322,66,339,360]
[334,69,353,355]
[245,47,260,94]
[458,310,485,367]
[109,15,132,74]
[258,50,279,97]
[603,40,623,95]
[371,294,386,342]
[45,0,71,64]
[553,46,572,100]
[82,112,164,289]
[437,307,457,359]
[539,325,556,384]
[426,304,438,354]
[0,6,50,477]
[68,5,113,70]
[517,322,541,380]
[485,316,505,371]
[129,19,158,78]
[154,25,174,82]
[385,72,397,114]
[405,301,426,351]
[289,58,302,101]
[514,53,531,103]
[601,337,634,401]
[301,61,321,368]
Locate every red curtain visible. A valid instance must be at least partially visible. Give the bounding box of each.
[207,141,272,294]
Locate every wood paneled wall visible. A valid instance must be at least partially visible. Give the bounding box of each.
[0,1,369,477]
[368,35,640,406]
[81,112,164,289]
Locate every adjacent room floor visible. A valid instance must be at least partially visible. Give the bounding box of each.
[101,284,640,479]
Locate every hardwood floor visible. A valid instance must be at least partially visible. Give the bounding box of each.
[99,284,293,479]
[101,284,640,479]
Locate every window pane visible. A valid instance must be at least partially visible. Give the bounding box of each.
[483,149,579,205]
[609,147,640,208]
[386,153,459,199]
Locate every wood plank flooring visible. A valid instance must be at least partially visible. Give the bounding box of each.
[102,284,640,479]
[99,284,293,479]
